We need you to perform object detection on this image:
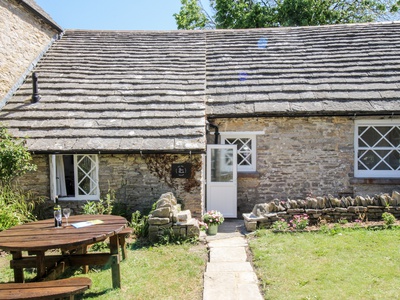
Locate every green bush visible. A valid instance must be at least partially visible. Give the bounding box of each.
[0,127,42,231]
[130,210,149,238]
[0,185,43,231]
[0,127,36,185]
[382,212,396,228]
[82,188,115,215]
[271,219,289,231]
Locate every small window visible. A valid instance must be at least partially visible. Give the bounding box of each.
[50,154,99,200]
[355,120,400,178]
[221,133,257,172]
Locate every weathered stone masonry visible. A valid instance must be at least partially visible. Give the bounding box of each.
[0,0,58,100]
[19,153,204,219]
[243,192,400,231]
[214,116,400,215]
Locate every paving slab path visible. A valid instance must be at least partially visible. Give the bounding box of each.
[202,219,263,300]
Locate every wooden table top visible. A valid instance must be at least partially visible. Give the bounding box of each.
[0,214,127,252]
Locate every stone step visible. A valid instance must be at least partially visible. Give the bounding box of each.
[203,270,263,300]
[206,261,254,273]
[207,236,248,248]
[209,246,247,262]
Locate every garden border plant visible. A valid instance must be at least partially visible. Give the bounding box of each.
[0,126,42,231]
[271,214,309,232]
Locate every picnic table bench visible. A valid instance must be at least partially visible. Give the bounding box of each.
[0,277,92,300]
[0,215,128,289]
[118,227,132,260]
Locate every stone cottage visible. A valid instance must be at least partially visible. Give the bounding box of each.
[1,15,399,218]
[0,0,62,102]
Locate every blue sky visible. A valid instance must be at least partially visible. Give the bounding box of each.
[35,0,189,30]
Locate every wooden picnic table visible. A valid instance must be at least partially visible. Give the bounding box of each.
[0,214,127,289]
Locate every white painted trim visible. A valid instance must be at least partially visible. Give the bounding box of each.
[220,132,259,172]
[206,144,237,218]
[50,154,100,201]
[49,155,56,202]
[354,120,400,178]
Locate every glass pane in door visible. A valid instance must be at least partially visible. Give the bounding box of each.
[210,148,233,182]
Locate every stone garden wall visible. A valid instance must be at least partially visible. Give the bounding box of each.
[243,191,400,231]
[147,192,200,242]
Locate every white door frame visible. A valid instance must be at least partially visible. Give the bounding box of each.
[206,144,237,218]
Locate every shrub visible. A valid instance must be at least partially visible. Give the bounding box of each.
[0,185,43,231]
[130,210,149,238]
[0,127,36,185]
[82,188,115,215]
[271,219,289,231]
[382,212,396,228]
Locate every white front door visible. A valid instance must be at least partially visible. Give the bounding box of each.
[206,144,237,218]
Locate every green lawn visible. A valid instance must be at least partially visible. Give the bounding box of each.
[86,243,207,300]
[249,228,400,300]
[0,242,207,300]
[2,227,400,300]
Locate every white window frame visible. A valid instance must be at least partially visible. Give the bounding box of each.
[50,154,100,201]
[221,132,262,172]
[354,120,400,178]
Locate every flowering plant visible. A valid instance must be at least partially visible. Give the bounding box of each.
[202,210,224,226]
[271,218,289,231]
[290,214,309,230]
[198,220,208,231]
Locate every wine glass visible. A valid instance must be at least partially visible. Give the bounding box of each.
[54,210,62,228]
[63,208,71,226]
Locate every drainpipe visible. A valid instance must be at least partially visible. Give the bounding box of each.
[207,122,220,144]
[31,72,40,103]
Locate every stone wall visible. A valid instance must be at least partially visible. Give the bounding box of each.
[212,116,400,215]
[243,192,400,231]
[18,153,204,220]
[0,0,58,100]
[99,154,204,218]
[147,192,200,242]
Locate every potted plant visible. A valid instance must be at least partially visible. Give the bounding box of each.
[202,210,224,235]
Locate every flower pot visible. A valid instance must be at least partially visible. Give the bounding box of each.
[207,224,218,235]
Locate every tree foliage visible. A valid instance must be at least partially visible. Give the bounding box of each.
[175,0,400,29]
[174,0,210,29]
[0,126,36,185]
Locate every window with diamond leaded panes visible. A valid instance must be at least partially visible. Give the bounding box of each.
[355,121,400,178]
[50,154,100,200]
[221,133,257,172]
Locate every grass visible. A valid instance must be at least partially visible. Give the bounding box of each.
[2,224,400,300]
[249,227,400,300]
[0,241,207,300]
[81,242,206,300]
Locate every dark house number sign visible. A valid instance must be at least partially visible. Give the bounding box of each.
[171,163,192,178]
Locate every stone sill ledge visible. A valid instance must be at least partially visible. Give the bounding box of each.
[238,171,260,178]
[350,178,400,185]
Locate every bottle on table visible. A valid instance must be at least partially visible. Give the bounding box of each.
[54,196,62,227]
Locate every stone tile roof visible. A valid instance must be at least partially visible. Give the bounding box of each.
[206,22,400,117]
[1,22,399,153]
[0,30,206,153]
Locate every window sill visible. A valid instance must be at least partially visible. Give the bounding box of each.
[59,197,100,201]
[350,178,400,185]
[238,171,260,179]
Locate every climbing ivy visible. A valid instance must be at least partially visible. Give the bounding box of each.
[144,154,202,192]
